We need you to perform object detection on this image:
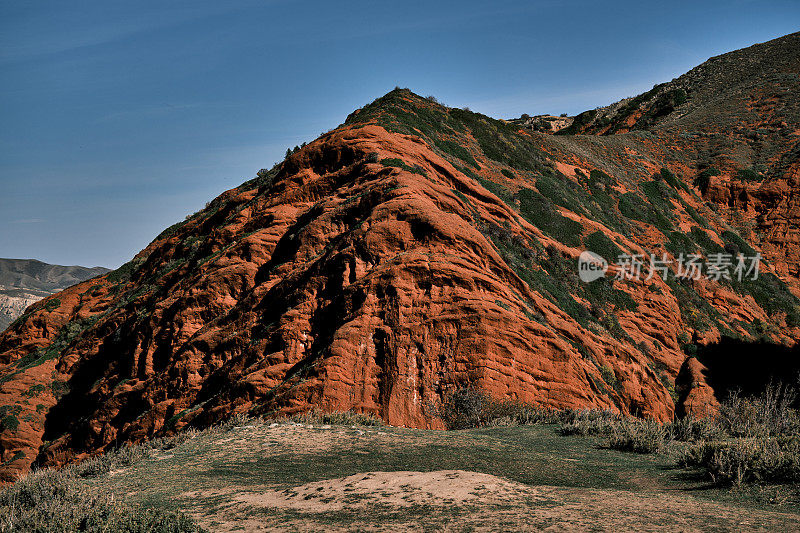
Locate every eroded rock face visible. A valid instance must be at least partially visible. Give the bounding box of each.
[0,125,681,480]
[2,35,800,482]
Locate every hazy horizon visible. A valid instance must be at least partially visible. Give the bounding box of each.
[2,0,799,268]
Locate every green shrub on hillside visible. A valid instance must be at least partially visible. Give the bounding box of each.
[737,167,763,182]
[0,414,20,432]
[106,256,145,284]
[693,167,720,194]
[618,192,674,233]
[434,139,480,169]
[580,171,625,231]
[657,168,687,191]
[664,231,698,257]
[380,157,428,176]
[237,164,280,191]
[641,180,678,207]
[666,275,725,332]
[720,230,756,257]
[556,109,598,135]
[535,172,588,217]
[583,230,623,261]
[501,168,516,180]
[684,203,711,228]
[476,177,515,205]
[690,227,723,255]
[648,88,687,120]
[1,315,100,383]
[517,188,583,248]
[736,273,800,324]
[584,277,637,312]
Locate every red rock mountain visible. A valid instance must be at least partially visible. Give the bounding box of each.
[1,33,799,482]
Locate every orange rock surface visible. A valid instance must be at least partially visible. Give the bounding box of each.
[2,34,800,483]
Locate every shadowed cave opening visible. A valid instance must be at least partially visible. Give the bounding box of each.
[695,336,800,403]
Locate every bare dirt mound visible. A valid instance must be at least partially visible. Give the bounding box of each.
[207,469,800,532]
[234,470,539,511]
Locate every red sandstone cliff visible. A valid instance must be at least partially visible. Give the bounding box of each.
[1,34,800,482]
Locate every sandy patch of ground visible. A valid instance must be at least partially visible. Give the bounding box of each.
[233,470,543,511]
[192,469,800,532]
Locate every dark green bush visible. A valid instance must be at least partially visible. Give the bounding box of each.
[583,230,622,261]
[658,168,687,191]
[684,204,711,228]
[380,157,427,176]
[679,437,800,486]
[648,88,687,120]
[690,227,723,255]
[0,469,202,533]
[476,177,514,205]
[733,272,800,326]
[0,414,19,432]
[721,230,756,256]
[535,172,588,217]
[608,419,668,453]
[556,109,597,135]
[664,231,698,257]
[106,257,144,284]
[599,365,621,391]
[434,139,480,169]
[517,188,583,248]
[433,388,491,429]
[618,192,674,234]
[584,277,637,312]
[737,168,763,182]
[431,388,564,429]
[693,167,720,194]
[501,168,516,180]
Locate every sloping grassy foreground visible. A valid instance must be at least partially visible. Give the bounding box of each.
[4,413,799,532]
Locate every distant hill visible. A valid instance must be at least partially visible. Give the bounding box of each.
[0,259,109,331]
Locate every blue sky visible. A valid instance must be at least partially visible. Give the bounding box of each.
[1,0,798,268]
